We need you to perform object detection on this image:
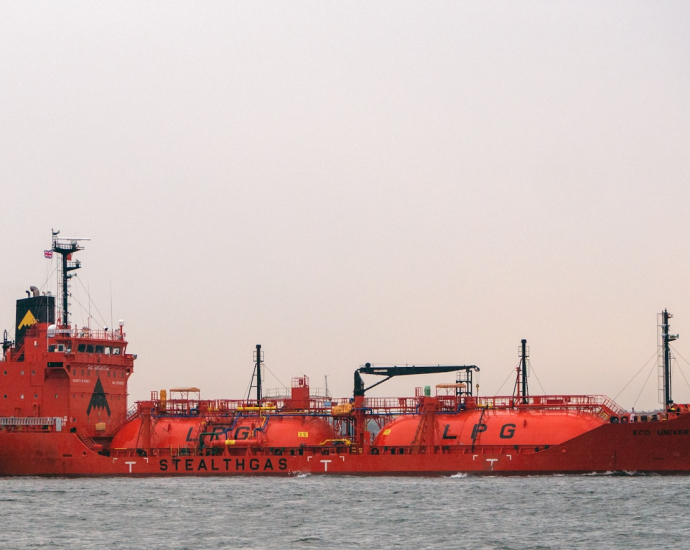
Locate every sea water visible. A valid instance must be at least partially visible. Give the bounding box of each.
[1,475,688,549]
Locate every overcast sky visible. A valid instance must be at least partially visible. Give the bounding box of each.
[1,2,689,410]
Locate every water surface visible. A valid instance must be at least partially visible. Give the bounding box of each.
[0,475,687,549]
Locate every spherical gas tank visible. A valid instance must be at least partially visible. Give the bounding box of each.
[374,409,606,448]
[110,417,204,449]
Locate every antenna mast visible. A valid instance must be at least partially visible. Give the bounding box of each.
[659,309,679,409]
[513,339,529,404]
[248,344,264,405]
[51,230,89,328]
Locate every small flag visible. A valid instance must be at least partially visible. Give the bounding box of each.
[44,250,53,259]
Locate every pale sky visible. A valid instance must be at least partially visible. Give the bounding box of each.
[1,2,689,411]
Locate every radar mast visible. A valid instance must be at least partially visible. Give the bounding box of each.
[51,230,89,328]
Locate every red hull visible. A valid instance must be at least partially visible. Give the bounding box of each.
[3,238,688,477]
[2,413,690,476]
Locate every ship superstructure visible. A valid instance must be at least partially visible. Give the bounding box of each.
[1,232,134,448]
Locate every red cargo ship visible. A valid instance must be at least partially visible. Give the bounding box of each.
[2,233,690,476]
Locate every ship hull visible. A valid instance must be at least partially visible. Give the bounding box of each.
[2,414,690,476]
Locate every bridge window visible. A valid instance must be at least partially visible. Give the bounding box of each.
[78,344,86,352]
[104,347,111,355]
[112,347,121,355]
[86,345,94,353]
[96,345,105,354]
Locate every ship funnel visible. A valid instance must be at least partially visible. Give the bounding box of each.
[15,293,55,353]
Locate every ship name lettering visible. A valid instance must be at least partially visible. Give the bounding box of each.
[656,429,690,436]
[160,457,286,473]
[87,365,110,371]
[633,430,651,436]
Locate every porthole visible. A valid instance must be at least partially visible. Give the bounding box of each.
[20,394,24,399]
[55,394,58,398]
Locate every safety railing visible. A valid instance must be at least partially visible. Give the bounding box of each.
[0,417,64,432]
[109,404,139,433]
[138,393,628,421]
